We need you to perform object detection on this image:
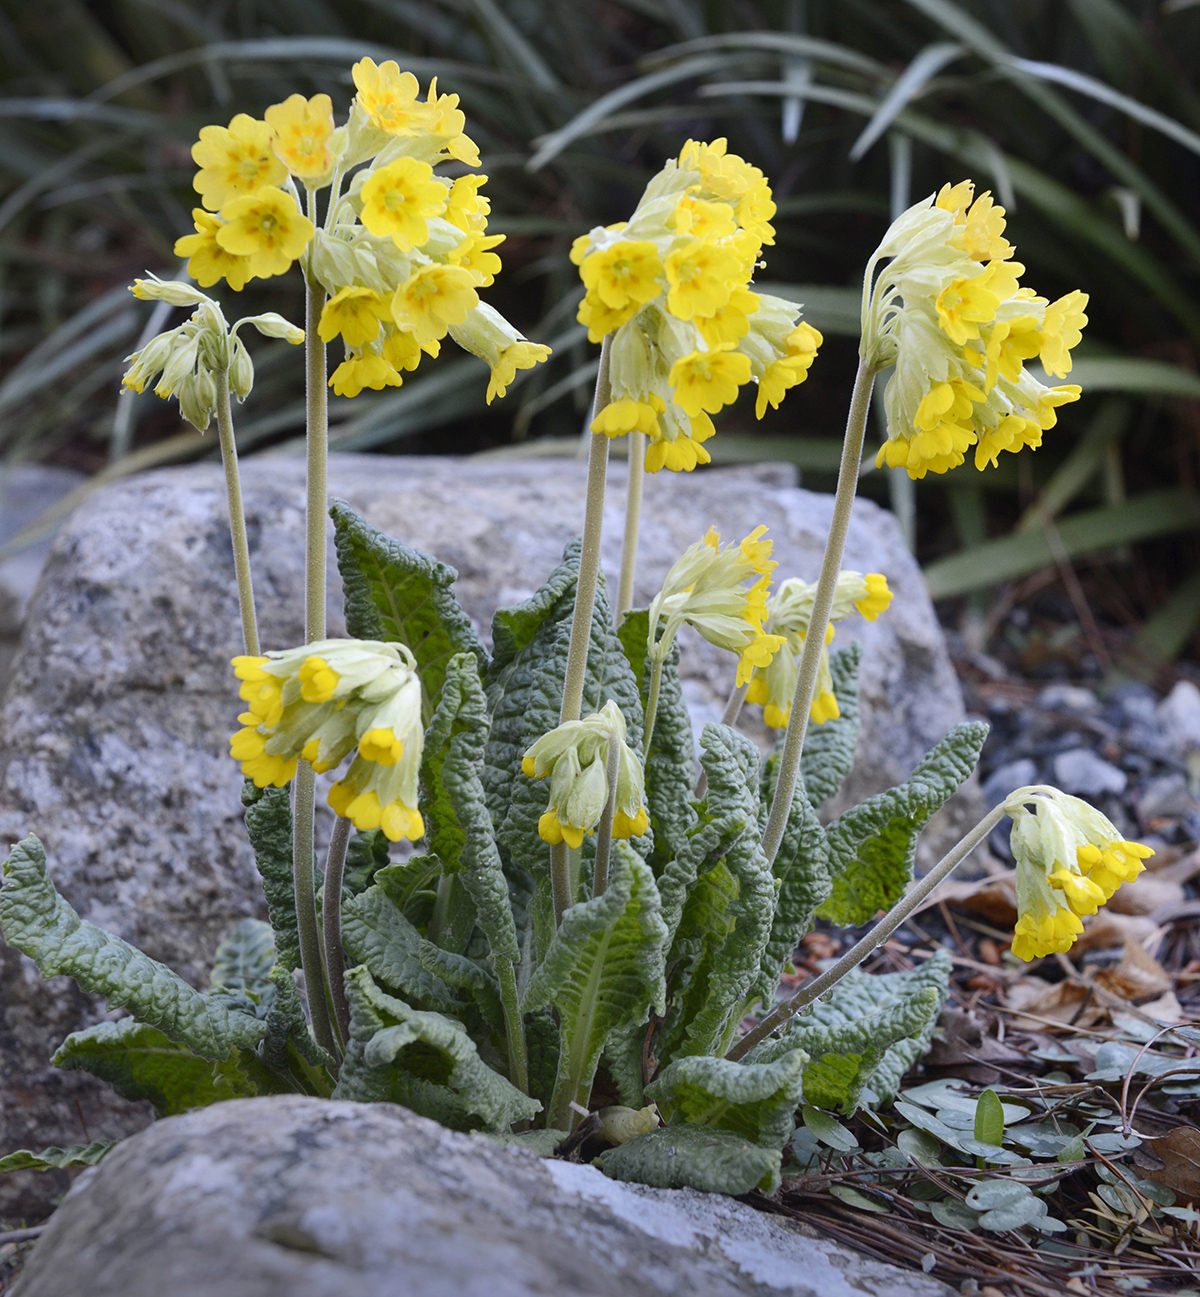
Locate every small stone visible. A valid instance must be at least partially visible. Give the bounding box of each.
[1110,682,1158,727]
[1138,772,1195,820]
[1052,748,1128,797]
[1036,684,1099,714]
[1158,681,1200,755]
[981,758,1038,808]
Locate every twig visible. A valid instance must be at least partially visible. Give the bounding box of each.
[0,1227,44,1246]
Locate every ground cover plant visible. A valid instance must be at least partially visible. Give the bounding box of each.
[0,57,1191,1293]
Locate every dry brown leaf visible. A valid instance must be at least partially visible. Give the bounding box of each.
[917,872,1017,924]
[1093,939,1172,1000]
[1005,977,1095,1031]
[1111,990,1184,1031]
[1074,909,1158,951]
[1107,874,1185,916]
[1145,1127,1200,1203]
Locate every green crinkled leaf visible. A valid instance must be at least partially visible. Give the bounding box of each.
[752,762,831,1008]
[484,540,645,888]
[483,1129,566,1156]
[341,884,465,1013]
[0,1142,117,1175]
[241,782,301,973]
[209,918,276,1016]
[0,837,265,1061]
[52,1018,259,1115]
[619,609,696,866]
[646,1049,807,1150]
[521,842,666,1124]
[259,966,336,1092]
[330,498,488,717]
[656,725,776,1058]
[749,952,952,1111]
[819,723,988,925]
[798,642,863,810]
[343,828,391,896]
[597,1124,782,1196]
[604,1021,649,1108]
[335,965,539,1131]
[421,653,519,968]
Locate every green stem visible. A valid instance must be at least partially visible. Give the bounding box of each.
[213,367,259,658]
[727,803,1007,1062]
[323,815,352,1049]
[760,357,876,866]
[642,651,664,757]
[591,736,622,898]
[615,427,645,623]
[430,872,454,948]
[293,276,338,1061]
[559,334,612,725]
[550,840,571,927]
[496,959,530,1096]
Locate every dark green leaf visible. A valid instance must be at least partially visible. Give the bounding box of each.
[241,782,301,972]
[0,1142,117,1175]
[597,1124,783,1195]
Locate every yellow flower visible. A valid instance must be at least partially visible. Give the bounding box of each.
[673,195,737,240]
[668,347,752,416]
[318,287,391,347]
[359,157,448,251]
[191,114,288,212]
[352,59,437,136]
[935,270,1002,346]
[265,93,335,179]
[444,175,490,232]
[590,398,661,439]
[392,263,479,346]
[982,315,1042,390]
[174,209,255,291]
[736,181,777,245]
[939,185,1014,263]
[215,187,314,278]
[382,329,439,374]
[577,291,637,344]
[663,239,742,320]
[581,241,663,312]
[1040,291,1089,378]
[643,415,713,473]
[448,231,505,286]
[754,322,822,418]
[487,340,551,404]
[697,286,760,348]
[854,573,892,620]
[329,353,402,397]
[424,76,480,166]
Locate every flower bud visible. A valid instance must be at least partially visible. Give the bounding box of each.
[130,276,214,308]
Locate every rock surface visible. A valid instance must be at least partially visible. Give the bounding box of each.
[13,1096,952,1297]
[0,454,972,1216]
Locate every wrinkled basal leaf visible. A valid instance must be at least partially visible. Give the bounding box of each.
[646,1049,806,1150]
[209,917,276,1015]
[343,828,391,896]
[0,1142,117,1175]
[330,498,488,714]
[0,837,265,1061]
[241,782,300,972]
[521,842,666,1124]
[820,723,987,925]
[797,642,863,810]
[598,1124,783,1196]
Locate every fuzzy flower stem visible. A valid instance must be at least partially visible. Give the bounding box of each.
[551,334,613,926]
[760,357,877,866]
[591,736,623,899]
[616,428,645,623]
[727,802,1007,1062]
[322,814,352,1049]
[292,275,338,1062]
[213,367,259,657]
[643,652,665,757]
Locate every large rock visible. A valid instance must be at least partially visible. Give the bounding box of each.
[0,454,973,1217]
[13,1096,952,1297]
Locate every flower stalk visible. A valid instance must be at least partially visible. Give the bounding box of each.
[616,428,645,622]
[591,735,623,898]
[213,367,260,658]
[322,814,352,1047]
[760,356,876,865]
[728,802,1008,1062]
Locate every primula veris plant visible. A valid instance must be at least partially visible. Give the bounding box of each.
[0,81,1151,1203]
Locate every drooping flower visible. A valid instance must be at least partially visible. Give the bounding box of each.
[174,210,256,291]
[521,701,647,848]
[318,287,391,347]
[215,187,315,279]
[393,263,479,346]
[191,114,288,212]
[359,157,449,251]
[230,639,426,841]
[744,571,893,728]
[647,526,785,687]
[265,93,336,179]
[1004,785,1152,960]
[864,180,1086,480]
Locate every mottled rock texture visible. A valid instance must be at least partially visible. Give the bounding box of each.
[0,455,972,1217]
[13,1097,952,1297]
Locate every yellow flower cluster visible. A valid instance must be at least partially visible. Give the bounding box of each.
[647,526,786,685]
[864,181,1086,480]
[173,61,549,402]
[230,638,425,842]
[1005,786,1152,960]
[745,571,892,728]
[574,139,821,473]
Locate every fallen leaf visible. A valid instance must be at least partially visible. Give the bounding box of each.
[1094,939,1172,1001]
[1110,990,1184,1029]
[1145,1127,1200,1203]
[1074,910,1158,952]
[1005,978,1095,1031]
[1107,874,1185,916]
[919,872,1016,925]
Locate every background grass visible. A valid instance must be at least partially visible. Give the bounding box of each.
[2,0,1200,676]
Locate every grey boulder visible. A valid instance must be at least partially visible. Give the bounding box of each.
[13,1096,952,1297]
[0,454,973,1218]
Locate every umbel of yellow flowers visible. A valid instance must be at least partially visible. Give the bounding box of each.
[230,639,426,842]
[175,61,549,402]
[574,139,822,472]
[864,181,1087,480]
[1005,786,1152,960]
[745,570,892,728]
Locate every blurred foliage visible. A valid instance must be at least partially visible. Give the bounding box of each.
[2,0,1200,668]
